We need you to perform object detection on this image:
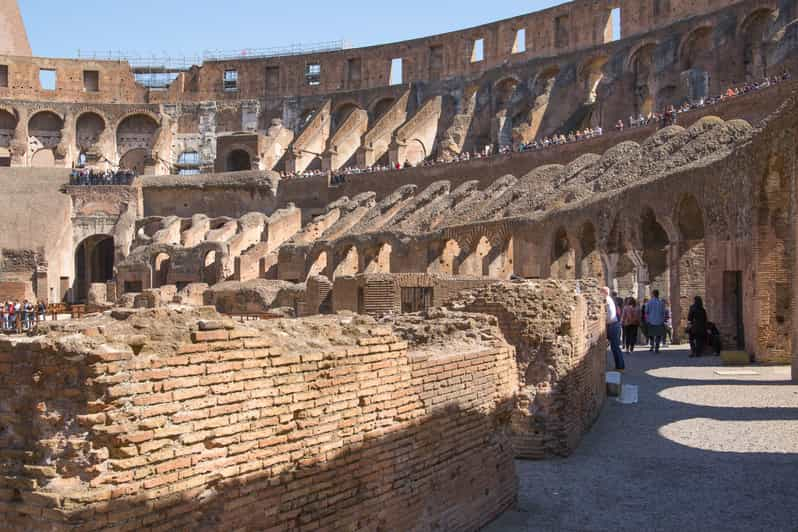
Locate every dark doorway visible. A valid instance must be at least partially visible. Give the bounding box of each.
[74,235,115,302]
[226,149,252,171]
[401,287,432,314]
[722,271,745,350]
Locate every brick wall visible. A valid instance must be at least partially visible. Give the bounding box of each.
[0,311,517,530]
[455,280,606,458]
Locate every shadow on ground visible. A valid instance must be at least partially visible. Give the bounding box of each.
[484,345,798,532]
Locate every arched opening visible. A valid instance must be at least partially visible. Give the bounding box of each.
[580,56,609,105]
[740,9,776,80]
[404,139,427,166]
[578,221,603,282]
[307,251,328,280]
[74,235,114,302]
[225,149,252,172]
[485,237,514,279]
[202,250,218,284]
[365,243,393,273]
[153,253,171,289]
[495,77,521,148]
[515,66,560,143]
[429,239,461,275]
[333,246,360,279]
[371,98,396,122]
[606,216,634,295]
[119,148,147,175]
[117,114,158,171]
[641,208,670,297]
[332,103,360,131]
[551,227,575,279]
[676,194,707,338]
[0,109,16,165]
[76,112,106,153]
[680,27,714,101]
[458,237,492,277]
[28,111,63,165]
[629,43,657,116]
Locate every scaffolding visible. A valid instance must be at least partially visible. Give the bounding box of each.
[76,40,349,89]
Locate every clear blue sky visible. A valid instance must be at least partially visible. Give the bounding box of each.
[19,0,569,59]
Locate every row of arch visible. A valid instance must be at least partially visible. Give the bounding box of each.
[0,108,160,172]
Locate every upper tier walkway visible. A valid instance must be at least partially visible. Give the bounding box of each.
[485,346,798,531]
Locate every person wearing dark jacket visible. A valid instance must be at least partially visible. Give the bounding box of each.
[687,296,708,358]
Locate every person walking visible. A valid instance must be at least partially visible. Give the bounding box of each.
[687,296,709,358]
[644,290,666,353]
[602,287,625,371]
[621,297,641,353]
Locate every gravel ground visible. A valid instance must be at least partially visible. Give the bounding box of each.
[484,344,798,532]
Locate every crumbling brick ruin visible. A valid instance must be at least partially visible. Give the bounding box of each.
[2,0,798,528]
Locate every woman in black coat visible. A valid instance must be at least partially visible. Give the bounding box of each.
[687,296,708,358]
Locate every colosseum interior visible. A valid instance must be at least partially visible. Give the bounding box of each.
[1,0,797,529]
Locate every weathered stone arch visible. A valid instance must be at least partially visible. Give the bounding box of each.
[116,113,159,167]
[494,76,521,107]
[674,193,706,336]
[679,26,714,71]
[28,110,63,164]
[153,252,171,289]
[641,207,670,298]
[578,221,604,282]
[369,97,396,122]
[331,102,361,130]
[429,239,462,275]
[739,8,778,79]
[364,242,393,273]
[551,226,576,279]
[307,250,329,280]
[333,245,360,279]
[74,234,115,302]
[627,42,657,116]
[578,55,609,104]
[76,111,106,152]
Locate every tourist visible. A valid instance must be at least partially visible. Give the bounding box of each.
[37,301,46,323]
[687,296,708,358]
[663,299,673,346]
[602,287,625,371]
[644,290,666,353]
[7,301,15,331]
[621,297,641,353]
[706,321,722,356]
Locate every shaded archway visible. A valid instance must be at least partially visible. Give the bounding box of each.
[28,111,63,165]
[578,221,604,282]
[120,148,147,175]
[641,208,670,297]
[333,246,360,278]
[0,109,16,164]
[551,227,575,279]
[76,112,106,152]
[579,56,609,105]
[675,194,707,340]
[457,237,492,277]
[364,243,393,273]
[116,114,158,165]
[740,8,776,80]
[307,251,328,280]
[332,103,360,131]
[628,43,657,116]
[494,77,521,148]
[429,239,461,275]
[74,235,114,302]
[203,250,218,284]
[153,252,171,289]
[226,149,252,171]
[680,26,714,101]
[404,139,427,166]
[370,98,396,122]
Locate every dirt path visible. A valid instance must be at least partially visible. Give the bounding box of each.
[485,345,798,532]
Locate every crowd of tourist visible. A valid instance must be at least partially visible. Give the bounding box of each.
[282,69,793,186]
[69,168,137,186]
[1,300,47,333]
[605,288,724,372]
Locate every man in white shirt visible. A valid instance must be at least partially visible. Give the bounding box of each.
[602,287,625,371]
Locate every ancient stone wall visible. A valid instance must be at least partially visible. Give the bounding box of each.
[452,280,606,458]
[0,309,518,530]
